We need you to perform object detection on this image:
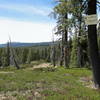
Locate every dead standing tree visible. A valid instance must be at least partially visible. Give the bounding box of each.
[9,37,20,69]
[50,30,56,67]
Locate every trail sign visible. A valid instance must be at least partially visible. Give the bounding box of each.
[84,14,98,25]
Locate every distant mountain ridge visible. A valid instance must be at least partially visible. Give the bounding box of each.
[0,42,52,48]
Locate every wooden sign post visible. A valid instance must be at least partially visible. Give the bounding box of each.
[84,14,98,25]
[88,0,100,88]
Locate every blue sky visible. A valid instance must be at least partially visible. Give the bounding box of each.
[0,0,99,43]
[0,0,55,22]
[0,0,56,43]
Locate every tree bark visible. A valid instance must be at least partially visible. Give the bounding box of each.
[51,44,56,67]
[60,35,64,66]
[77,20,83,67]
[64,14,69,68]
[88,0,100,88]
[77,0,83,67]
[6,42,10,66]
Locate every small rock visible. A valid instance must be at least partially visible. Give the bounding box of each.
[34,92,41,97]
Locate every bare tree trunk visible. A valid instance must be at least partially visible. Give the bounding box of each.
[63,14,69,68]
[11,48,20,69]
[13,54,20,69]
[77,20,83,67]
[9,38,20,69]
[6,42,10,66]
[60,34,64,66]
[51,45,56,67]
[60,44,64,66]
[88,0,100,88]
[64,45,68,68]
[77,0,83,67]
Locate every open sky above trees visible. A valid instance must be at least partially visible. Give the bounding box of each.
[0,0,56,43]
[0,0,99,44]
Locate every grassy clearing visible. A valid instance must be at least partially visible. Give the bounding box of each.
[0,64,100,100]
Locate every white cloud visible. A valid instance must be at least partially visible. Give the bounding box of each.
[0,3,52,16]
[0,18,56,43]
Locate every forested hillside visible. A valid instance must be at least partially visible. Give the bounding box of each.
[0,42,52,48]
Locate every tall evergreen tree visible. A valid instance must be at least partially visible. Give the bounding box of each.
[53,0,71,67]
